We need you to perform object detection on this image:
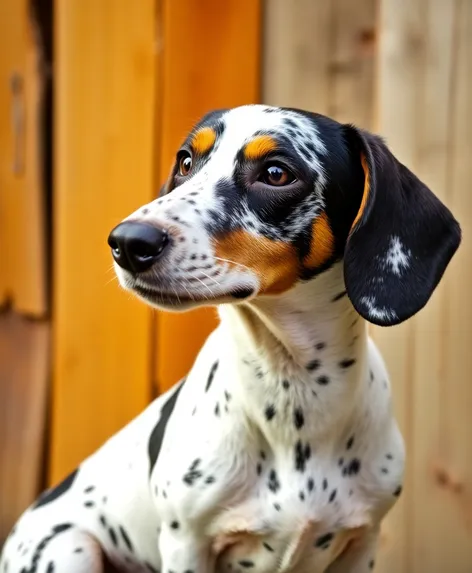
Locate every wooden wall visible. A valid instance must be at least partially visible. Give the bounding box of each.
[264,0,471,571]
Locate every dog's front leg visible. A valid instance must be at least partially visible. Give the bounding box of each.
[326,527,379,573]
[159,521,215,573]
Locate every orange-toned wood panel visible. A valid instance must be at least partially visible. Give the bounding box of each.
[0,0,47,315]
[50,0,157,484]
[0,312,49,538]
[155,0,262,393]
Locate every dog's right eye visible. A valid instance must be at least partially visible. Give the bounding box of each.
[178,152,193,177]
[259,163,296,187]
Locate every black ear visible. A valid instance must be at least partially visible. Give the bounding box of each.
[343,125,461,326]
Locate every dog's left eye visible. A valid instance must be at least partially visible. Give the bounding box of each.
[259,163,296,187]
[178,151,193,177]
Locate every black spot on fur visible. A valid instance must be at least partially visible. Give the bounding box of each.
[183,458,203,486]
[119,526,134,552]
[268,469,281,493]
[73,548,83,554]
[299,491,305,501]
[274,503,281,511]
[148,378,186,474]
[381,467,389,474]
[205,361,219,392]
[21,524,72,573]
[386,453,393,460]
[256,463,262,476]
[307,477,315,492]
[346,435,355,450]
[83,486,95,493]
[329,489,337,503]
[316,375,330,385]
[263,542,274,552]
[205,476,215,484]
[32,469,79,510]
[108,528,118,547]
[315,532,334,549]
[282,379,290,390]
[293,407,305,430]
[170,521,179,530]
[394,485,403,497]
[239,561,254,569]
[294,440,311,472]
[344,458,361,476]
[323,478,328,490]
[46,562,55,573]
[214,403,220,416]
[315,342,326,350]
[307,359,321,371]
[265,404,276,421]
[339,358,356,369]
[369,560,375,569]
[99,515,107,527]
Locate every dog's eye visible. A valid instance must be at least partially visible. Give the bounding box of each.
[178,152,193,177]
[260,164,296,187]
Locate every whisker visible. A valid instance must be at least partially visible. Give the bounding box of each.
[213,256,251,273]
[198,270,223,289]
[186,272,215,296]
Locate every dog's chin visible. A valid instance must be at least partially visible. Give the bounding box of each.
[128,283,257,312]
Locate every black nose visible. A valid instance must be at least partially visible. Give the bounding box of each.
[108,222,169,273]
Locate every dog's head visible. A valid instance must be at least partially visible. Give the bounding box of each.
[109,105,460,326]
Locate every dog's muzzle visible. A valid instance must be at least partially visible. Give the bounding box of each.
[108,221,169,273]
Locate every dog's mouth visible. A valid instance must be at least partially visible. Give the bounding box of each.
[131,283,255,308]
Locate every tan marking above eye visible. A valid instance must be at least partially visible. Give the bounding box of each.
[192,127,217,155]
[243,135,278,161]
[214,229,299,295]
[303,212,335,269]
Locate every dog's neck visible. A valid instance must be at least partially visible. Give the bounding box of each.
[217,263,368,442]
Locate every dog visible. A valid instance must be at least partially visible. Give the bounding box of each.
[0,105,460,573]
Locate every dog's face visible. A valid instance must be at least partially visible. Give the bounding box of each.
[109,105,460,326]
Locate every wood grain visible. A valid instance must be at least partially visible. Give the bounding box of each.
[0,311,49,541]
[154,0,262,394]
[263,0,376,128]
[0,0,47,315]
[49,0,157,484]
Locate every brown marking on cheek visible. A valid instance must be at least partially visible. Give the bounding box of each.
[192,127,217,155]
[243,135,277,161]
[350,153,370,232]
[304,211,335,269]
[214,229,299,295]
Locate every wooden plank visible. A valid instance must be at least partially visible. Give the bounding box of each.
[154,0,262,394]
[376,0,472,570]
[49,0,157,484]
[263,0,332,112]
[425,0,472,569]
[372,1,428,570]
[263,0,375,129]
[0,0,47,315]
[0,311,49,542]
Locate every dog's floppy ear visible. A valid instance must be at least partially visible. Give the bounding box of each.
[343,125,461,327]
